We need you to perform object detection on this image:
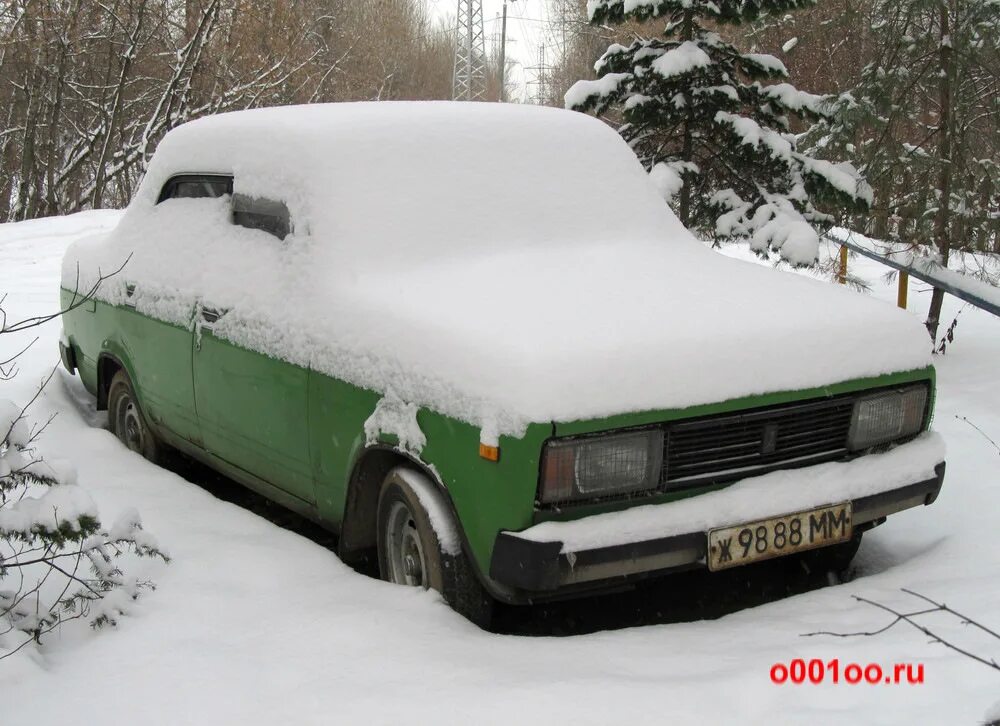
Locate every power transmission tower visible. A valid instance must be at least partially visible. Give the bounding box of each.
[498,0,509,102]
[526,45,553,104]
[452,0,488,101]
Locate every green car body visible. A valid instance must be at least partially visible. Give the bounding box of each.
[59,288,943,603]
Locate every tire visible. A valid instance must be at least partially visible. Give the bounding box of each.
[799,532,863,575]
[107,369,162,464]
[377,467,494,628]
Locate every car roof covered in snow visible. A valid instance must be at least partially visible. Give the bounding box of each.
[136,101,681,271]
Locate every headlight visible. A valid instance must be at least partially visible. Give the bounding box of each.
[539,430,663,505]
[848,385,928,451]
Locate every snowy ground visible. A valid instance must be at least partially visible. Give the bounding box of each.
[2,212,998,724]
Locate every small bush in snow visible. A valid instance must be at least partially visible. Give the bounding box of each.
[1,303,166,659]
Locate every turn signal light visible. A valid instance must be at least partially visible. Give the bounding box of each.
[479,443,500,462]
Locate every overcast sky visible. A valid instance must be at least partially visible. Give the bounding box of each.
[427,0,554,102]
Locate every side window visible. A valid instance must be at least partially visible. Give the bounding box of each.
[156,174,233,204]
[231,193,292,241]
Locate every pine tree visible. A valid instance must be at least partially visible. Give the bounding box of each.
[567,0,873,265]
[810,0,1000,340]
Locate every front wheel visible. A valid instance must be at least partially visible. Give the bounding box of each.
[107,369,162,464]
[377,468,494,628]
[800,532,864,575]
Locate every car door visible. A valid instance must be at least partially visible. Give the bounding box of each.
[127,175,235,446]
[120,297,200,444]
[191,193,315,505]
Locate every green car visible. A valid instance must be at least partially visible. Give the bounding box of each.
[60,103,946,625]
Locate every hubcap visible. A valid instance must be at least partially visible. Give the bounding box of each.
[385,500,427,588]
[117,394,145,454]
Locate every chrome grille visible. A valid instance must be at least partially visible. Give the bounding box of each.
[662,396,856,487]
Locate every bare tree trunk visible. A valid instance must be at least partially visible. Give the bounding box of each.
[45,6,76,216]
[13,71,39,222]
[873,173,892,240]
[0,102,16,222]
[925,0,954,342]
[185,0,203,41]
[92,2,146,209]
[678,8,694,227]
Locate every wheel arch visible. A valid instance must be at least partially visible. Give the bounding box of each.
[95,350,138,411]
[338,445,505,599]
[339,446,448,558]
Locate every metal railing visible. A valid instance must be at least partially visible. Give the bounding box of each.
[827,231,1000,318]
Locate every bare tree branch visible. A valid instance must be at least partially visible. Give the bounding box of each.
[803,589,1000,674]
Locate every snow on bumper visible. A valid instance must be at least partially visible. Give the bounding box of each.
[490,433,946,593]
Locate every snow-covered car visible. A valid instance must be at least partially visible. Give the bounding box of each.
[59,103,946,624]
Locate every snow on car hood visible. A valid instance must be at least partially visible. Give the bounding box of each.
[316,238,932,440]
[62,102,932,442]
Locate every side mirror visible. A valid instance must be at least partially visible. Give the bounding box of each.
[231,193,292,241]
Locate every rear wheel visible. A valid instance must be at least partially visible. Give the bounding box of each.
[107,369,162,464]
[377,468,494,628]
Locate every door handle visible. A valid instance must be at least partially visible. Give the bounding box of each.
[200,306,227,325]
[195,305,229,351]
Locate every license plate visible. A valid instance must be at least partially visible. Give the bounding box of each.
[707,502,853,571]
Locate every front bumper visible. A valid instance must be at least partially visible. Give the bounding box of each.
[490,461,945,595]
